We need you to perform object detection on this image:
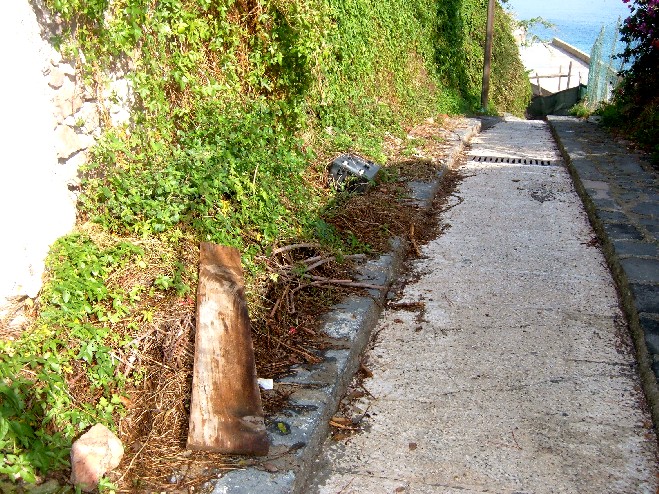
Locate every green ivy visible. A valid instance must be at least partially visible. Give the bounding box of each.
[56,0,529,254]
[4,0,531,484]
[0,235,143,483]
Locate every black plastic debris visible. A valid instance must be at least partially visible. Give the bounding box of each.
[328,154,380,192]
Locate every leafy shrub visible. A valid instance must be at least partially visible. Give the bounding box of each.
[82,100,315,250]
[602,0,659,164]
[3,0,531,484]
[0,235,143,483]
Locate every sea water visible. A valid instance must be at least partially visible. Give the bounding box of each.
[506,0,630,55]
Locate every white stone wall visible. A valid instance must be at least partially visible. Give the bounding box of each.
[0,1,131,322]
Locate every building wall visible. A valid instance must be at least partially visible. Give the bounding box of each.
[0,1,130,323]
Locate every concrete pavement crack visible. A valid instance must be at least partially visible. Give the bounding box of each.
[328,471,496,493]
[365,372,639,403]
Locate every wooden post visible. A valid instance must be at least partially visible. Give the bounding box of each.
[558,65,562,91]
[567,61,573,89]
[536,73,543,96]
[187,243,269,455]
[480,0,495,110]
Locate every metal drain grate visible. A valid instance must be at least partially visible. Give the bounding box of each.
[468,155,557,166]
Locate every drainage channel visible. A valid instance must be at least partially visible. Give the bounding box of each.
[467,155,558,166]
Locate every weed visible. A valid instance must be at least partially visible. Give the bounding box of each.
[0,234,143,483]
[569,102,592,119]
[5,0,530,486]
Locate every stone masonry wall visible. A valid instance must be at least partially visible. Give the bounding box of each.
[0,1,131,329]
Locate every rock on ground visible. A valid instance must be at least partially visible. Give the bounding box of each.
[70,424,124,492]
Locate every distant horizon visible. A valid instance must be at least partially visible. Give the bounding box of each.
[505,0,630,54]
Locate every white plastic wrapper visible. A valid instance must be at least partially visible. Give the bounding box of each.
[257,378,274,390]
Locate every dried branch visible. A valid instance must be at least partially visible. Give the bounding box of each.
[306,275,385,290]
[272,243,321,256]
[410,224,421,256]
[305,254,366,272]
[269,285,289,319]
[329,420,359,431]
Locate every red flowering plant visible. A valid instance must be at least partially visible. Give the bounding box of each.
[602,0,659,165]
[619,0,659,88]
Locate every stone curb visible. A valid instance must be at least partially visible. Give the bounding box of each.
[210,119,481,494]
[547,115,659,430]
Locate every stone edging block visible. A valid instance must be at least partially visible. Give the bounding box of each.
[548,115,659,432]
[210,118,481,494]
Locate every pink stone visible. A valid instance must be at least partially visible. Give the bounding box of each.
[70,424,124,492]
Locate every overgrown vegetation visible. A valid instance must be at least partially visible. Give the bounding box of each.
[599,0,658,165]
[1,0,530,488]
[436,0,531,115]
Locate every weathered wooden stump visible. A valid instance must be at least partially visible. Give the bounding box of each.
[187,243,269,455]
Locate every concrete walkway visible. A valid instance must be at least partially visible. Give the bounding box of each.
[519,39,590,94]
[307,117,658,493]
[549,116,659,412]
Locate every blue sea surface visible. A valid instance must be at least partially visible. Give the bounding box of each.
[505,0,630,54]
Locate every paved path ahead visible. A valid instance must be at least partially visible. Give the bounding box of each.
[307,117,658,493]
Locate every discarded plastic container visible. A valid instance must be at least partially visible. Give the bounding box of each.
[257,378,274,390]
[328,154,380,192]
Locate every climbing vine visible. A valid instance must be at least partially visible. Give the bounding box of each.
[1,0,530,486]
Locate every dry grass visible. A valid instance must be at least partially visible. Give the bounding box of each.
[106,243,356,491]
[108,118,469,492]
[0,118,469,493]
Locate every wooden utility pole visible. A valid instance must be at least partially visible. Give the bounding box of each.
[187,243,269,455]
[481,0,496,110]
